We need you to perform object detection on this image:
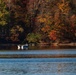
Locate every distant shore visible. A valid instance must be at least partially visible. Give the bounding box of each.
[52,42,76,46]
[0,42,76,50]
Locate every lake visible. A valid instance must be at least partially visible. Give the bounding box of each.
[0,49,76,75]
[0,58,76,75]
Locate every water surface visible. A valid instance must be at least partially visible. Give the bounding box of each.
[0,58,76,75]
[0,47,76,75]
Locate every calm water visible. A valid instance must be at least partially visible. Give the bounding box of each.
[0,58,76,75]
[0,49,76,55]
[0,49,76,75]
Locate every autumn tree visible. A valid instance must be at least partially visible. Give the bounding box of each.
[0,0,9,26]
[50,0,72,42]
[8,0,29,43]
[0,0,9,41]
[0,0,76,44]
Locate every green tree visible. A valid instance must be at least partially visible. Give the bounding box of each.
[0,0,9,26]
[0,0,9,42]
[26,33,42,43]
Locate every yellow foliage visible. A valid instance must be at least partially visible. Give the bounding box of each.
[0,12,3,17]
[0,21,7,26]
[38,18,47,23]
[37,14,52,25]
[58,1,70,14]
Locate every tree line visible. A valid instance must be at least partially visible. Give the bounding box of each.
[0,0,76,44]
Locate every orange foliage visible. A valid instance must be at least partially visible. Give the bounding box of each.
[41,25,50,32]
[58,0,70,14]
[48,30,57,41]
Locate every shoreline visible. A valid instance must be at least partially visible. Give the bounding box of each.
[52,42,76,46]
[0,43,76,50]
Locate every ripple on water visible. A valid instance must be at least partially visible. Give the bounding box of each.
[0,61,76,75]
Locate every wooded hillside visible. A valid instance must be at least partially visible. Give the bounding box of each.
[0,0,76,44]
